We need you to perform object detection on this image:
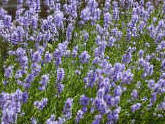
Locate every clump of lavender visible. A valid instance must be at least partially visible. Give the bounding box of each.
[79,51,90,64]
[131,89,138,99]
[46,115,65,124]
[79,94,90,114]
[34,98,48,110]
[56,83,64,95]
[80,0,101,25]
[75,109,85,123]
[63,98,73,120]
[121,69,134,84]
[72,45,79,58]
[39,74,49,91]
[1,0,165,123]
[44,51,53,63]
[31,63,41,76]
[80,95,90,107]
[84,70,97,88]
[131,103,141,112]
[82,30,89,42]
[92,114,102,124]
[56,68,65,83]
[4,65,13,79]
[32,51,42,63]
[122,51,132,64]
[0,89,28,123]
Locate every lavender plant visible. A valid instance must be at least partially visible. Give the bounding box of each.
[0,0,165,124]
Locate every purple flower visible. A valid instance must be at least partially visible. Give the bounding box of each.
[17,55,28,68]
[66,23,74,41]
[31,117,37,124]
[75,110,84,123]
[107,111,113,121]
[34,98,48,110]
[32,51,42,63]
[114,63,125,72]
[2,80,8,85]
[114,96,120,105]
[0,89,28,123]
[138,21,146,33]
[3,15,12,27]
[80,8,91,22]
[81,106,88,113]
[75,69,81,75]
[4,66,13,78]
[83,31,89,41]
[122,52,132,64]
[46,115,56,124]
[112,8,119,21]
[72,46,78,58]
[112,107,120,121]
[63,98,73,120]
[150,92,157,104]
[16,47,26,57]
[121,69,134,84]
[22,92,28,103]
[157,41,165,51]
[138,49,144,58]
[158,101,165,110]
[131,103,141,112]
[17,0,23,4]
[161,59,165,70]
[144,64,153,76]
[16,79,22,86]
[94,98,101,109]
[92,114,102,124]
[104,12,111,27]
[95,40,107,57]
[31,17,38,30]
[55,57,62,67]
[39,75,49,90]
[79,51,90,64]
[90,107,95,114]
[92,118,100,124]
[31,63,41,76]
[80,95,89,106]
[57,68,65,82]
[25,74,35,84]
[114,86,122,96]
[97,88,105,99]
[96,24,103,35]
[104,95,115,107]
[84,70,97,88]
[93,8,101,22]
[104,0,111,12]
[44,51,52,63]
[131,89,138,99]
[56,83,64,94]
[108,36,116,47]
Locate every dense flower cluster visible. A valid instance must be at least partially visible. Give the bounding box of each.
[0,90,28,123]
[0,0,165,123]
